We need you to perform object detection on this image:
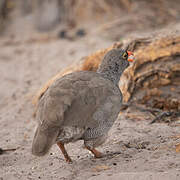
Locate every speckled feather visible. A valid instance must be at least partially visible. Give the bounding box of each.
[32,48,130,156]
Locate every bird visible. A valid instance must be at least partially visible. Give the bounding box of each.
[32,46,134,163]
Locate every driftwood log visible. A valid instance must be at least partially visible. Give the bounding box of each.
[33,30,180,116]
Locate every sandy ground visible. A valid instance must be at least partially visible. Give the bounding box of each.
[0,33,180,180]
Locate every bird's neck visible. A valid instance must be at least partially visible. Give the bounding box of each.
[97,69,123,85]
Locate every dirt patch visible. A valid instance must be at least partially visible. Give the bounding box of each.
[0,32,180,179]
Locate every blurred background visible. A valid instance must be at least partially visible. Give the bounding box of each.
[0,0,180,39]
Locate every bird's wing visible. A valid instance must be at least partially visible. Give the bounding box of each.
[37,71,121,129]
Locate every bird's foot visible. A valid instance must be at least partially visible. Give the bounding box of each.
[65,156,73,163]
[85,146,103,158]
[57,142,72,163]
[92,149,103,158]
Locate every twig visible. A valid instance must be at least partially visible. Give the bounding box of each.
[0,147,17,155]
[150,111,180,124]
[150,111,172,124]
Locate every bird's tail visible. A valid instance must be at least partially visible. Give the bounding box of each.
[32,125,59,156]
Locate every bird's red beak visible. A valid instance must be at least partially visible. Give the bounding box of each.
[127,51,135,62]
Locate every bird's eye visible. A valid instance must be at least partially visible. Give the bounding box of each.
[122,52,128,59]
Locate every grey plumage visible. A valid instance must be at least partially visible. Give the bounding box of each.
[32,48,132,161]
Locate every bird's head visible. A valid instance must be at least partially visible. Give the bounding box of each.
[97,46,135,82]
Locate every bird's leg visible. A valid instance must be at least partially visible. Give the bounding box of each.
[57,142,72,163]
[85,146,103,158]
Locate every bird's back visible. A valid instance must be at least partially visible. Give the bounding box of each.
[37,71,122,129]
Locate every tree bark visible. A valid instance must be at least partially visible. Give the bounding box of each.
[33,28,180,113]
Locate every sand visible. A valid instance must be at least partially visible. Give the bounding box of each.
[0,33,180,180]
